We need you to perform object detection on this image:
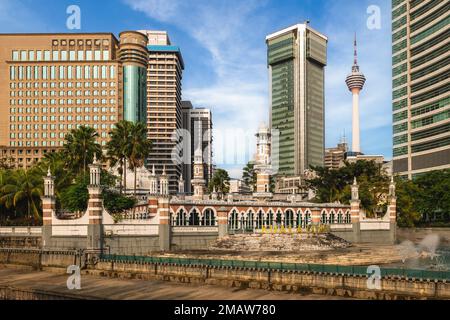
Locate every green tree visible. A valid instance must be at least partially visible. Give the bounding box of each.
[0,168,43,219]
[242,161,257,191]
[127,122,152,196]
[103,190,136,214]
[208,169,230,196]
[414,170,450,221]
[395,177,422,227]
[106,121,133,194]
[59,174,89,213]
[37,151,74,198]
[306,160,389,216]
[63,125,102,176]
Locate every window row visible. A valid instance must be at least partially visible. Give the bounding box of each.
[10,81,117,89]
[10,115,116,122]
[12,49,110,62]
[10,106,116,114]
[10,98,116,106]
[10,65,116,81]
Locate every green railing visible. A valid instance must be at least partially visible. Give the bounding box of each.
[100,254,450,281]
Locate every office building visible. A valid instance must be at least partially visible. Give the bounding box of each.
[181,101,213,194]
[266,22,327,177]
[138,30,184,193]
[392,0,450,179]
[0,31,148,168]
[324,141,348,170]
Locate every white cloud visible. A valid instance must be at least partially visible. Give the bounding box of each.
[125,0,393,176]
[124,0,270,178]
[0,0,48,32]
[323,0,392,157]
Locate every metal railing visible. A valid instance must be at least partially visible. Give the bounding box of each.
[100,254,450,281]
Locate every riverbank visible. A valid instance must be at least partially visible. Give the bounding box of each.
[0,266,344,300]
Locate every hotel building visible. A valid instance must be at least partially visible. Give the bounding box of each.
[392,0,450,178]
[0,31,148,168]
[138,30,184,194]
[266,22,327,177]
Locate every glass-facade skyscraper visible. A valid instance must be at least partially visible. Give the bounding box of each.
[118,31,148,124]
[266,23,327,176]
[392,0,449,179]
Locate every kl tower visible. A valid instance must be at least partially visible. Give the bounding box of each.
[345,35,366,154]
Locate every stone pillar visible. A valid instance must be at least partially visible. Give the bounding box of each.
[41,168,55,248]
[311,207,321,225]
[178,174,185,194]
[211,187,218,200]
[217,206,228,237]
[158,196,170,251]
[388,176,397,243]
[87,156,103,251]
[159,166,169,196]
[350,178,361,243]
[149,165,158,194]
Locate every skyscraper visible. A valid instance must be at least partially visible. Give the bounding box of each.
[392,0,449,179]
[0,32,148,168]
[181,101,213,194]
[345,35,366,154]
[138,30,184,193]
[266,22,327,177]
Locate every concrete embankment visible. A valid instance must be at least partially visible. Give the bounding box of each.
[0,248,449,300]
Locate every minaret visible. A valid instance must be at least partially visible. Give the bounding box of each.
[345,34,366,154]
[253,123,272,198]
[191,144,206,200]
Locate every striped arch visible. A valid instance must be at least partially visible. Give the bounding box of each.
[296,209,304,228]
[174,207,188,226]
[321,209,328,224]
[284,208,295,228]
[187,207,201,226]
[328,209,336,224]
[201,207,216,226]
[304,209,312,226]
[228,208,240,230]
[337,209,344,224]
[344,209,351,224]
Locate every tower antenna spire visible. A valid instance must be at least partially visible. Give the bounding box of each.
[354,33,358,66]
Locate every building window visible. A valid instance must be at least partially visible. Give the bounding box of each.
[12,50,19,61]
[9,66,15,80]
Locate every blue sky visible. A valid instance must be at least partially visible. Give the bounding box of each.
[0,0,393,178]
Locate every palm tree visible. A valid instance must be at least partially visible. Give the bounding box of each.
[37,152,73,200]
[127,122,152,196]
[208,169,230,198]
[106,121,134,194]
[0,168,43,219]
[63,126,102,176]
[242,161,257,191]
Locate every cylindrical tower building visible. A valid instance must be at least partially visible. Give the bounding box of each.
[118,31,148,123]
[345,35,366,154]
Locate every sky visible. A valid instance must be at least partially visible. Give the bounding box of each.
[0,0,393,178]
